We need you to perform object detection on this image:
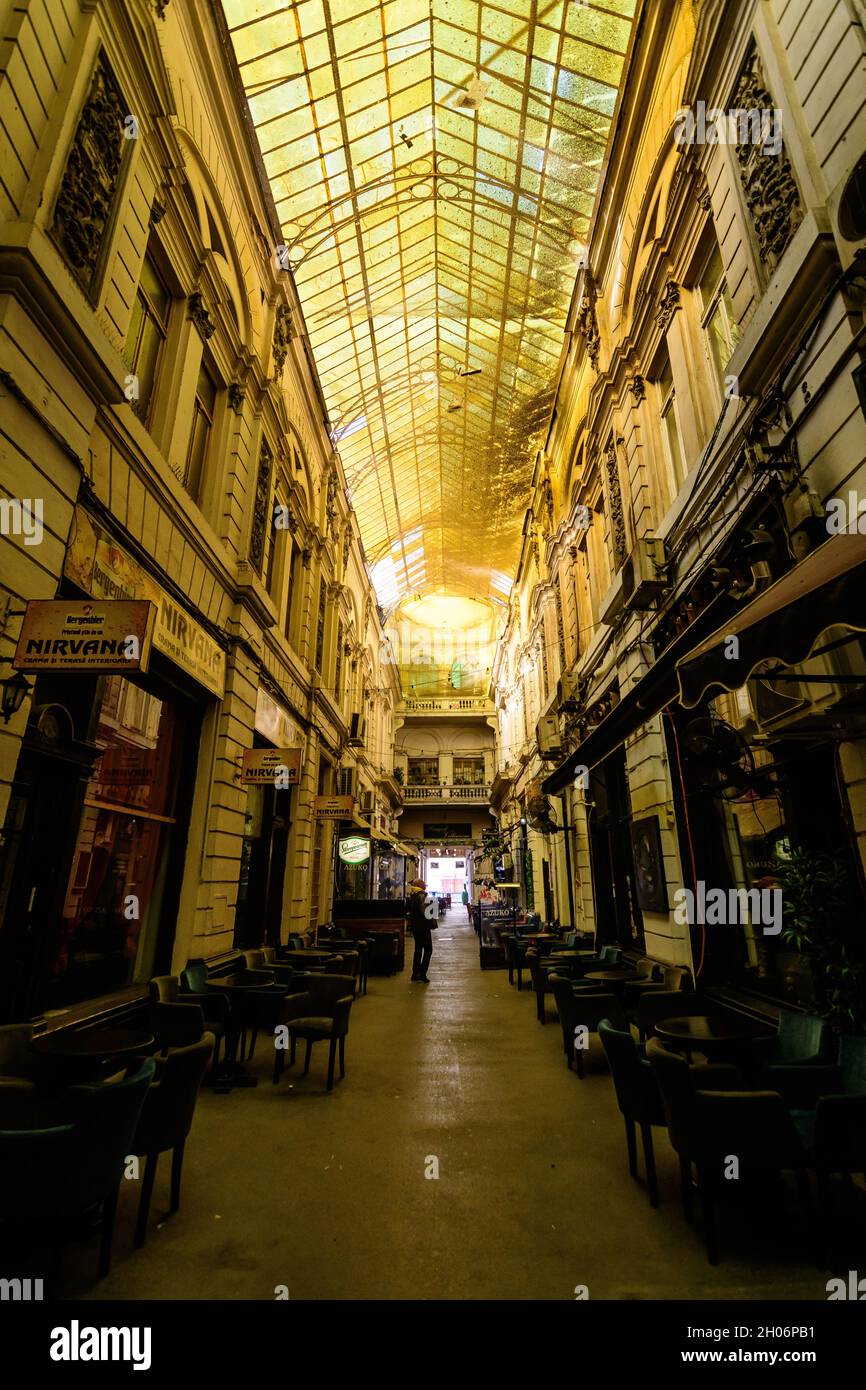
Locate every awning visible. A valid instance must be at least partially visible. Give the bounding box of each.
[675,533,866,709]
[542,596,731,794]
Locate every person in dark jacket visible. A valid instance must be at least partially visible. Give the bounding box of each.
[407,878,435,983]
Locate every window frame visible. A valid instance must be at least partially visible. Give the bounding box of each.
[184,359,218,502]
[656,351,686,497]
[124,252,172,425]
[697,247,741,400]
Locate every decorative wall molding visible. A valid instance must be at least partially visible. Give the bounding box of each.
[654,280,680,332]
[272,303,293,378]
[629,374,646,403]
[575,272,601,371]
[249,438,273,572]
[52,50,127,293]
[188,292,215,339]
[227,382,245,413]
[732,46,803,271]
[603,436,627,571]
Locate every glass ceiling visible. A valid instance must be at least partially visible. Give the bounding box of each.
[222,0,637,610]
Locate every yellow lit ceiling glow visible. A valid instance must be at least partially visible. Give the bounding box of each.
[223,0,637,609]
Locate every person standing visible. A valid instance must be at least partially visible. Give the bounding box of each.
[407,877,435,983]
[461,885,470,922]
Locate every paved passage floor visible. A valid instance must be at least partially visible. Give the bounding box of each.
[66,913,860,1301]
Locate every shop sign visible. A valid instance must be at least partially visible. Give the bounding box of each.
[240,747,302,786]
[314,794,354,820]
[339,835,370,865]
[12,599,156,672]
[64,507,226,697]
[254,686,302,745]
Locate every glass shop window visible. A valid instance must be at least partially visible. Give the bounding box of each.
[50,675,188,1007]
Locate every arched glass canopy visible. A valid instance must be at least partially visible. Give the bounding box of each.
[222,0,637,610]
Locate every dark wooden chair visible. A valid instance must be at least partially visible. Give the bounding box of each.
[131,1033,214,1248]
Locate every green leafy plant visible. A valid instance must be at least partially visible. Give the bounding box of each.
[393,765,404,785]
[776,848,866,1032]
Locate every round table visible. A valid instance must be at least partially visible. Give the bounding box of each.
[205,977,282,1085]
[282,949,335,964]
[31,1026,154,1082]
[654,1013,768,1062]
[582,968,635,995]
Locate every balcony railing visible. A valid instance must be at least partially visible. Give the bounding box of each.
[401,697,492,713]
[402,783,492,803]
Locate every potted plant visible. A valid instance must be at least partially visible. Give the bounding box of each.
[393,766,404,785]
[776,848,866,1033]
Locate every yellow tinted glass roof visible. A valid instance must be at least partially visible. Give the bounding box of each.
[222,0,636,609]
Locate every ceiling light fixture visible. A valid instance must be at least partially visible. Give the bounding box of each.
[457,75,489,111]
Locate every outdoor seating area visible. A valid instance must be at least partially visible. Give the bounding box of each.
[0,925,376,1288]
[503,928,866,1269]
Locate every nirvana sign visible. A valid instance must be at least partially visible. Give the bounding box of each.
[13,599,156,672]
[64,506,226,697]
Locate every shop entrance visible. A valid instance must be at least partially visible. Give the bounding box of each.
[0,710,100,1021]
[588,746,644,950]
[234,764,292,951]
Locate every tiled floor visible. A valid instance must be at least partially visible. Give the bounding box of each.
[63,914,860,1300]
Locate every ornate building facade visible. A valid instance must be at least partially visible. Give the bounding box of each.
[0,0,399,1021]
[492,0,866,1005]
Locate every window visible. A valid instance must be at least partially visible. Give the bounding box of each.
[124,254,171,422]
[284,542,302,645]
[184,362,217,501]
[314,576,327,673]
[453,757,485,785]
[698,245,741,395]
[266,495,288,599]
[657,351,685,492]
[335,620,344,704]
[408,757,439,785]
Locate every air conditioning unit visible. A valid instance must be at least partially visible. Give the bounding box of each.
[348,712,366,746]
[621,536,668,610]
[557,670,583,711]
[536,713,563,760]
[359,791,375,814]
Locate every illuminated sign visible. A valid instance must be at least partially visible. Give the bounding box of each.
[339,835,370,865]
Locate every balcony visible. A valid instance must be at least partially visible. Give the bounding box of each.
[401,783,492,804]
[401,697,493,715]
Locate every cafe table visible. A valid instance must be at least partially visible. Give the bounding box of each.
[204,975,278,1087]
[282,949,335,964]
[653,1013,768,1064]
[31,1025,155,1083]
[582,968,636,996]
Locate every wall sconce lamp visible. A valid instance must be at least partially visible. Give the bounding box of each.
[0,670,32,724]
